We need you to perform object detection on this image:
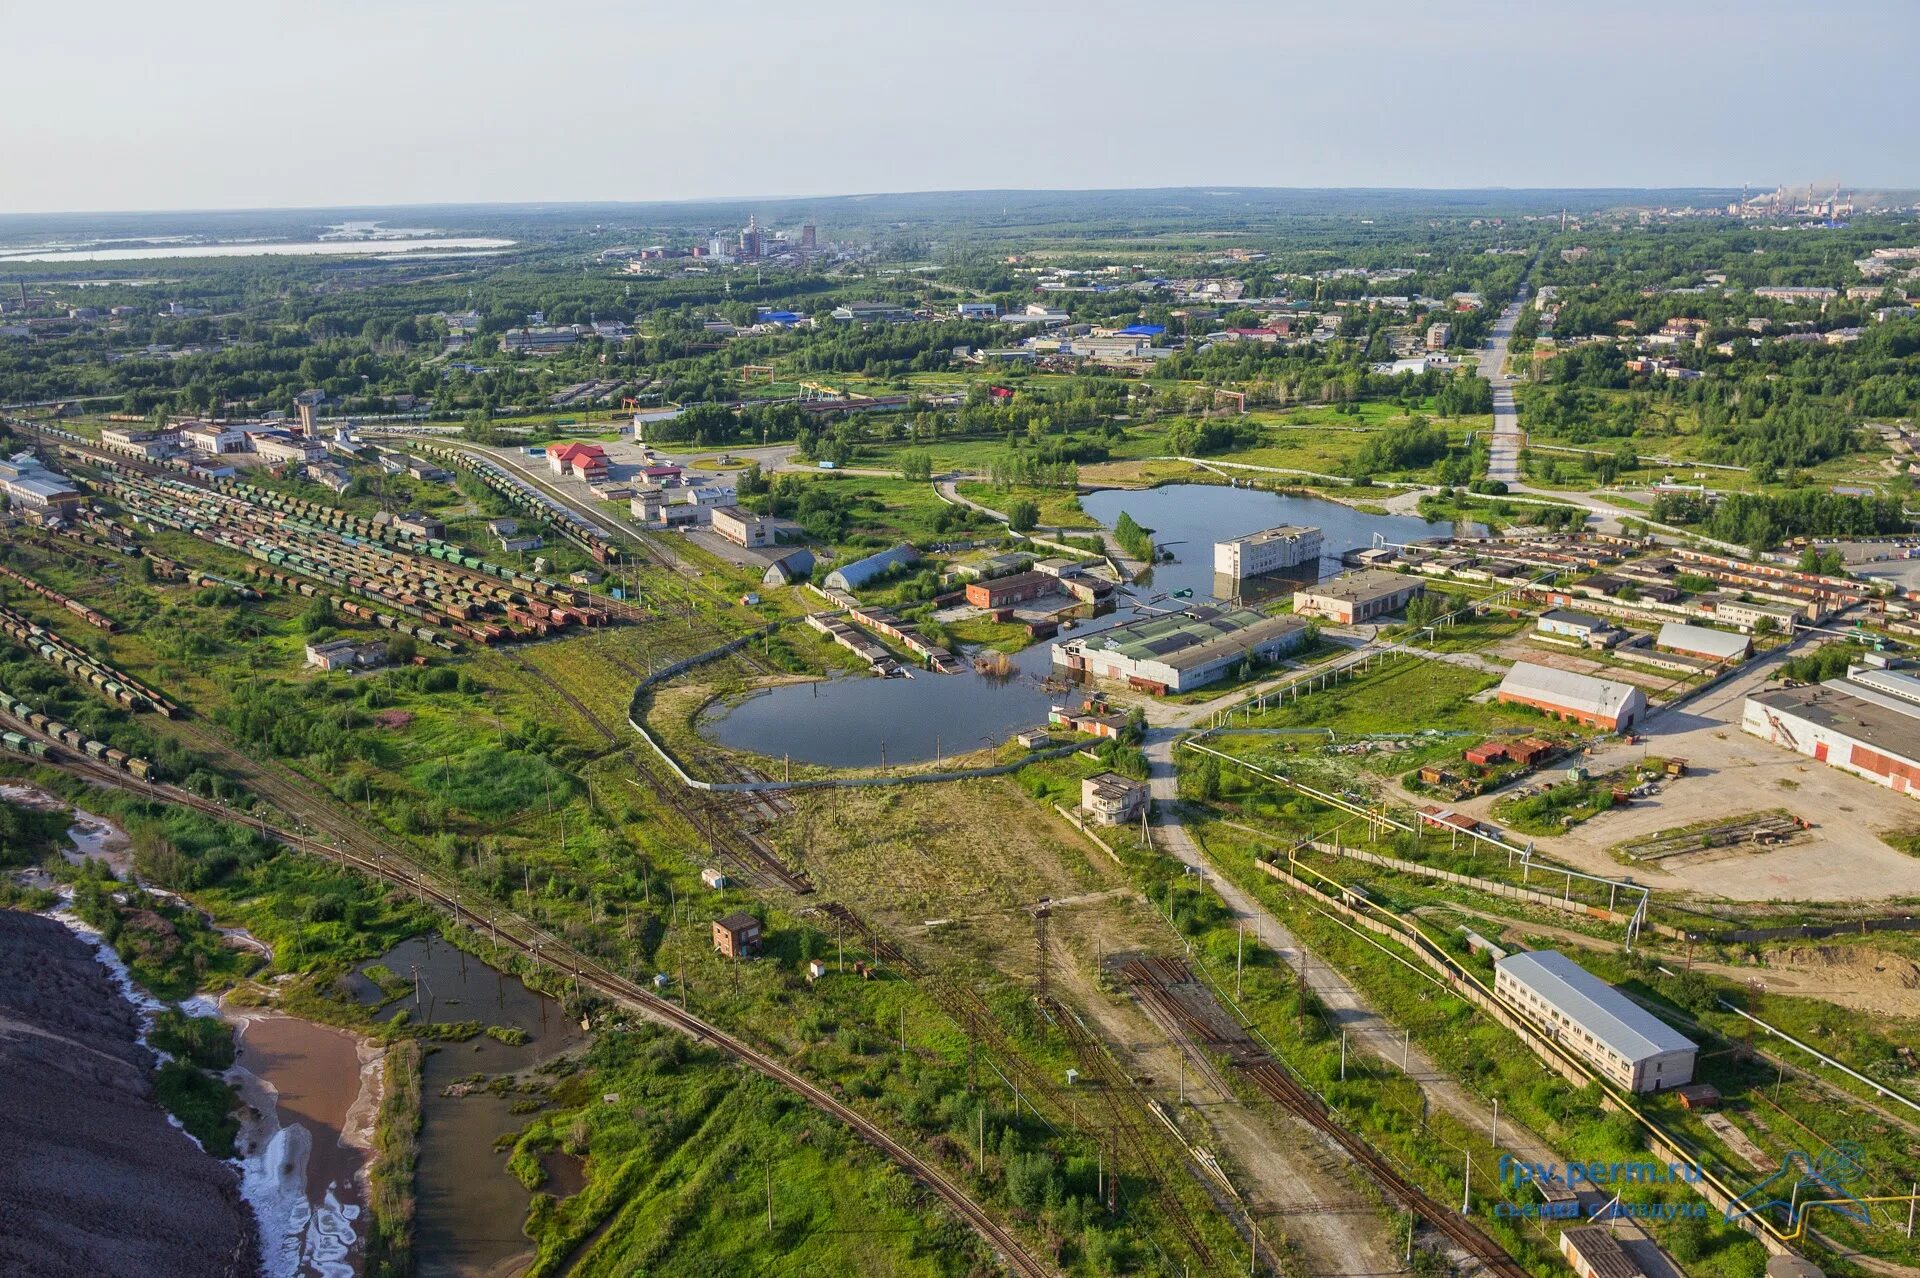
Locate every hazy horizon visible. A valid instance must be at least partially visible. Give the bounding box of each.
[7,0,1918,215]
[0,184,1804,224]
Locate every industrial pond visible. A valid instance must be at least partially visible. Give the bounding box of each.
[1077,482,1474,602]
[700,486,1470,769]
[347,935,585,1278]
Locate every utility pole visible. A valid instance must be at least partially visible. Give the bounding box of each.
[1462,1151,1472,1215]
[1236,923,1244,998]
[1339,1029,1347,1081]
[1490,1098,1499,1147]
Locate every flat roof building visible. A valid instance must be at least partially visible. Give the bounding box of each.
[1053,605,1309,694]
[831,301,915,325]
[1292,570,1424,625]
[965,570,1055,611]
[1536,609,1620,647]
[1497,662,1646,732]
[1214,525,1323,581]
[0,452,82,515]
[305,639,388,671]
[1710,595,1804,632]
[1495,950,1697,1093]
[1745,681,1920,797]
[711,505,773,548]
[1845,665,1920,710]
[1559,1225,1650,1278]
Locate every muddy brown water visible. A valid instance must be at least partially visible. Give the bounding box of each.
[234,1015,369,1215]
[349,935,585,1278]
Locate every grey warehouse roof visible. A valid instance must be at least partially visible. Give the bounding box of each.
[1657,622,1749,661]
[1498,661,1642,719]
[1496,950,1696,1062]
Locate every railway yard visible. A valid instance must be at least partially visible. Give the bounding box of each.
[8,379,1920,1274]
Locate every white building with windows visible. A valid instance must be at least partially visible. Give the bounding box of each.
[1214,525,1323,580]
[1494,950,1696,1093]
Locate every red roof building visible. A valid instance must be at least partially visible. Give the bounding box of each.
[548,442,610,479]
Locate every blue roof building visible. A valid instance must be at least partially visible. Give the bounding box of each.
[1118,324,1165,336]
[824,543,920,591]
[758,310,803,326]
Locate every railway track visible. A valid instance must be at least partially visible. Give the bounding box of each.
[1119,957,1531,1278]
[25,739,1052,1278]
[508,648,813,894]
[596,644,809,889]
[1037,994,1219,1268]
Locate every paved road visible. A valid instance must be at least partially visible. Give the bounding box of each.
[1482,291,1527,484]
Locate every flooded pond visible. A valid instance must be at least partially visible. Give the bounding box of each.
[699,486,1471,767]
[1079,483,1473,603]
[698,611,1132,769]
[349,935,585,1278]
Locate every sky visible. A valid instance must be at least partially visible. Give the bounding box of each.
[6,0,1918,214]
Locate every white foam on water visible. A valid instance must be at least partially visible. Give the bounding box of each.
[305,1185,361,1278]
[238,1120,316,1278]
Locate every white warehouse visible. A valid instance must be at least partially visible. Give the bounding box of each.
[1214,525,1323,580]
[1494,950,1697,1093]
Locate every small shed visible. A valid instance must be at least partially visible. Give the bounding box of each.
[700,867,729,890]
[1510,737,1555,766]
[1674,1083,1722,1110]
[1465,741,1510,767]
[1017,729,1050,749]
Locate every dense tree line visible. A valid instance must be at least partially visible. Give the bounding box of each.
[1652,489,1910,552]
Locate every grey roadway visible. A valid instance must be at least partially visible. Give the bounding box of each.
[1481,290,1527,484]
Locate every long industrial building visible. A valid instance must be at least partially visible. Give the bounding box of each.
[1214,524,1322,580]
[1496,662,1646,732]
[1744,677,1920,796]
[1052,605,1308,694]
[1495,950,1697,1093]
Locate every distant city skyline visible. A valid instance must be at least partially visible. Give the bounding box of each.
[5,0,1918,215]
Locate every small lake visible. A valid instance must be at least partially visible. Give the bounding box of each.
[1078,483,1472,603]
[698,486,1470,767]
[698,611,1130,769]
[0,239,514,263]
[349,935,584,1278]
